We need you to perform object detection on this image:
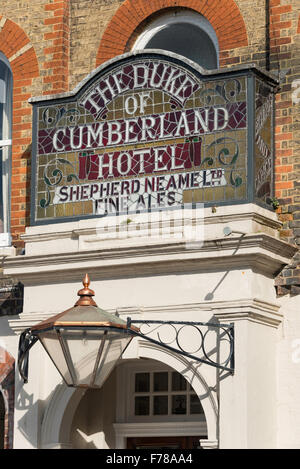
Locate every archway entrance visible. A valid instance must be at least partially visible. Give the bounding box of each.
[42,344,218,448]
[114,359,207,449]
[65,358,210,449]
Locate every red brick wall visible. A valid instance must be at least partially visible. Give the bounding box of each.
[96,0,248,66]
[0,16,39,249]
[43,0,70,94]
[0,2,70,249]
[269,1,300,295]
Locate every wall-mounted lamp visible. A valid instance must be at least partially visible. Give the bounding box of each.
[18,275,234,389]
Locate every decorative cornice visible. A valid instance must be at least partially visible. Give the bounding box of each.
[8,297,281,333]
[20,209,282,244]
[4,234,297,285]
[8,312,58,334]
[21,230,75,243]
[203,210,282,230]
[213,298,282,328]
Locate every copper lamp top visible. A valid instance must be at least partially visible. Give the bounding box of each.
[75,273,97,307]
[31,274,140,333]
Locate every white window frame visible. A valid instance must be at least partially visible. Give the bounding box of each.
[0,52,12,247]
[114,360,207,449]
[132,10,219,68]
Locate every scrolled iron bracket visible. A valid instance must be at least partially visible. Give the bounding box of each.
[18,319,234,384]
[127,318,234,374]
[18,328,38,383]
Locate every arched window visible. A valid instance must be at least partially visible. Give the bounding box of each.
[0,391,5,450]
[0,52,12,247]
[132,10,219,70]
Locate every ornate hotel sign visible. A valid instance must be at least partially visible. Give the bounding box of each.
[30,52,277,225]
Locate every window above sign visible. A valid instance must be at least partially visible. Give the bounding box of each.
[132,10,219,70]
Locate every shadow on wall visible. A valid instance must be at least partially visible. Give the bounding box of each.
[68,370,117,449]
[15,379,46,448]
[15,367,117,449]
[204,233,246,301]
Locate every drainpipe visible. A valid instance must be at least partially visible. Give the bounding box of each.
[265,0,270,71]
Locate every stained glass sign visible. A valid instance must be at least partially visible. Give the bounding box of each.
[30,52,277,224]
[255,78,274,204]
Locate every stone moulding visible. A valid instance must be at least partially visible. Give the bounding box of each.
[3,233,298,285]
[19,210,282,245]
[9,297,282,335]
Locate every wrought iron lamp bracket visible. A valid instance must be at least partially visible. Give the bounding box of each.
[18,319,234,385]
[127,318,234,374]
[18,328,39,383]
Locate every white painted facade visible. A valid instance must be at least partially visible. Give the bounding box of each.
[1,202,300,448]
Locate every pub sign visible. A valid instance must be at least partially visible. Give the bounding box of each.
[30,52,277,225]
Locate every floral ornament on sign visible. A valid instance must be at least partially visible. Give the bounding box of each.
[40,158,79,208]
[43,107,81,127]
[200,79,242,105]
[204,137,242,187]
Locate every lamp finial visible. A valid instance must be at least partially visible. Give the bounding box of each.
[83,273,90,288]
[75,273,97,307]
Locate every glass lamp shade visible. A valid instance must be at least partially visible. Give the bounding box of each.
[37,325,134,388]
[30,276,139,388]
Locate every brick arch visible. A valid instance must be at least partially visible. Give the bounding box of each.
[0,16,39,80]
[96,0,248,67]
[0,16,39,249]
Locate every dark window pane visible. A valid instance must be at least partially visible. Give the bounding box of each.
[135,373,150,392]
[153,372,168,392]
[135,396,149,415]
[153,395,168,415]
[172,395,186,415]
[190,394,204,414]
[172,372,187,391]
[146,23,218,70]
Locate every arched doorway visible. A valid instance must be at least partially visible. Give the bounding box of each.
[68,359,208,449]
[114,359,208,449]
[40,340,218,449]
[40,342,218,448]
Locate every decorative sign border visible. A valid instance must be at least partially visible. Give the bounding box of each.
[30,52,277,225]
